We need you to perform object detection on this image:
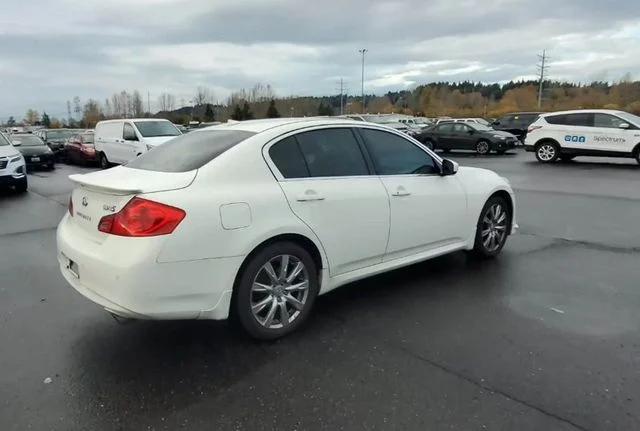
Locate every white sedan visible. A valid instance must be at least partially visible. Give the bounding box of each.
[57,118,517,339]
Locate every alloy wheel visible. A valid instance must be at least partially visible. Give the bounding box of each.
[250,254,310,329]
[476,141,490,155]
[537,144,556,162]
[481,203,508,252]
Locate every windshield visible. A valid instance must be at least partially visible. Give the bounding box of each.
[126,130,255,172]
[468,123,493,131]
[46,130,76,140]
[134,121,181,138]
[474,118,490,125]
[616,112,640,127]
[0,132,9,146]
[12,135,45,146]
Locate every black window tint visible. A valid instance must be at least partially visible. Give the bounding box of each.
[452,124,468,133]
[545,114,567,125]
[594,114,626,128]
[360,128,439,175]
[126,130,255,173]
[295,128,368,177]
[269,136,309,179]
[564,113,593,127]
[437,123,453,133]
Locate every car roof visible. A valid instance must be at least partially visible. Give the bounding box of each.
[97,118,172,124]
[540,109,626,117]
[197,117,361,134]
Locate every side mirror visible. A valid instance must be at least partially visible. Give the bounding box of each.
[441,158,458,176]
[12,140,21,146]
[492,121,500,126]
[468,129,475,134]
[619,123,630,129]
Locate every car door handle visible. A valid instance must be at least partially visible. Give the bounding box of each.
[392,186,411,197]
[296,190,325,202]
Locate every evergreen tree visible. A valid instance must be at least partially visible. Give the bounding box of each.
[241,102,254,120]
[266,99,280,118]
[7,116,16,126]
[231,104,243,121]
[42,112,51,127]
[317,102,334,116]
[204,103,215,122]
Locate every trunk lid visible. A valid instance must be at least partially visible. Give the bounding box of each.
[68,166,195,241]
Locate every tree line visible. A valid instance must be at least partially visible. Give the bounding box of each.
[7,78,640,129]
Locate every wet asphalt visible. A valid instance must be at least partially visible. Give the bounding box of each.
[1,151,639,431]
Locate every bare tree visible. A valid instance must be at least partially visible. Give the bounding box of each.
[194,86,213,106]
[158,93,176,112]
[132,90,144,117]
[73,96,81,120]
[24,109,40,125]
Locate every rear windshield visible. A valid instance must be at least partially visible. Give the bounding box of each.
[12,135,45,146]
[134,121,181,137]
[126,130,255,172]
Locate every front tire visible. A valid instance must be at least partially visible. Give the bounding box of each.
[634,147,640,165]
[234,242,319,340]
[473,196,510,258]
[14,177,28,193]
[535,141,559,163]
[99,152,110,169]
[476,140,490,155]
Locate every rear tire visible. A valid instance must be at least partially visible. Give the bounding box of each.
[472,196,511,258]
[99,152,110,169]
[634,147,640,165]
[234,242,319,340]
[535,141,559,163]
[475,140,490,155]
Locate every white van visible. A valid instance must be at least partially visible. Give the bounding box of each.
[94,119,181,169]
[525,109,640,164]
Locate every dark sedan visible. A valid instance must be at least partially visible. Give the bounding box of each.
[11,134,55,169]
[415,122,519,155]
[64,131,97,165]
[36,129,81,160]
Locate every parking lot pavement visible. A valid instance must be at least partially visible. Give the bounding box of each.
[1,151,639,430]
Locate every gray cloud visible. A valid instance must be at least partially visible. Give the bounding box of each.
[1,0,639,119]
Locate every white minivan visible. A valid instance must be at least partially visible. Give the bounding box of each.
[94,119,181,169]
[525,109,640,164]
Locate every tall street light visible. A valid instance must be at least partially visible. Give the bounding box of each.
[359,48,367,114]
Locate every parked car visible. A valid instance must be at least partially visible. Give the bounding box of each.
[437,118,491,126]
[57,118,516,339]
[492,112,542,141]
[65,131,97,165]
[11,134,55,169]
[525,109,640,164]
[416,122,519,155]
[35,129,81,160]
[0,132,27,192]
[94,119,182,169]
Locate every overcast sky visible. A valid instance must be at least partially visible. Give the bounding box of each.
[1,0,639,119]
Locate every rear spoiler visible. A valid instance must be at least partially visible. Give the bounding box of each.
[68,174,142,196]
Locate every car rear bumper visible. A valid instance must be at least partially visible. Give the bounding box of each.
[56,214,242,320]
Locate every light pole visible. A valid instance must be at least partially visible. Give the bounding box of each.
[358,48,367,113]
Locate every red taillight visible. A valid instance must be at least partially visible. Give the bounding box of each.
[68,196,74,217]
[98,197,186,237]
[528,125,542,133]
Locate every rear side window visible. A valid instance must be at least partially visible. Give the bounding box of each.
[295,128,369,177]
[360,128,439,175]
[564,113,593,127]
[437,123,453,133]
[545,114,567,125]
[269,136,309,179]
[126,130,255,173]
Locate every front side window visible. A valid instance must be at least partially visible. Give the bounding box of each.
[123,123,137,141]
[452,124,469,134]
[134,121,181,138]
[437,123,454,133]
[295,128,369,177]
[498,115,513,126]
[593,114,627,128]
[360,128,439,175]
